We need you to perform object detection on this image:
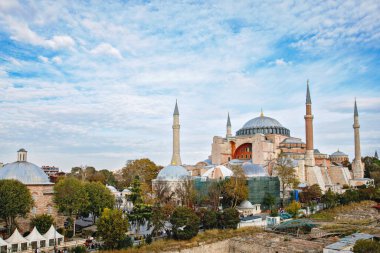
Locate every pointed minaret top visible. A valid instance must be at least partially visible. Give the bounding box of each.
[306,80,312,104]
[174,100,179,115]
[227,113,231,127]
[260,108,264,117]
[354,98,358,117]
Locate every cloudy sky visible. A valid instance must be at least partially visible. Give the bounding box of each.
[0,0,379,171]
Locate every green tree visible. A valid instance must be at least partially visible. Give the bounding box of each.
[99,169,117,186]
[170,207,200,240]
[127,176,152,234]
[218,208,240,229]
[151,204,174,236]
[84,182,115,222]
[221,166,248,207]
[299,184,322,203]
[122,159,161,190]
[321,188,339,209]
[53,177,89,236]
[285,201,301,217]
[0,179,33,234]
[273,157,300,206]
[31,214,54,234]
[202,210,218,229]
[353,239,380,253]
[263,192,276,210]
[96,208,129,249]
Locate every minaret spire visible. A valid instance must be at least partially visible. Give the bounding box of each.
[171,100,182,165]
[304,80,315,167]
[260,108,264,117]
[352,98,364,178]
[226,113,232,138]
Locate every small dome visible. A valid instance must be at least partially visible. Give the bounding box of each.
[202,165,233,179]
[238,200,254,209]
[156,165,189,180]
[331,150,348,157]
[0,161,51,185]
[281,137,305,144]
[242,162,267,177]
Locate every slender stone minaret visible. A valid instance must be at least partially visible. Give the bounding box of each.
[226,113,232,138]
[304,80,315,166]
[375,150,379,159]
[171,100,182,165]
[352,99,364,178]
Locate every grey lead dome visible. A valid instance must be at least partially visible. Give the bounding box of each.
[156,165,189,180]
[0,161,52,185]
[236,115,290,137]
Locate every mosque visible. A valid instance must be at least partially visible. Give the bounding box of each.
[154,81,372,205]
[0,149,64,231]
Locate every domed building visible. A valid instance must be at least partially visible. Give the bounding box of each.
[330,150,349,164]
[241,162,267,177]
[211,111,289,165]
[0,149,64,232]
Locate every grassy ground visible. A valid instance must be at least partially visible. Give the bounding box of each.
[310,200,377,222]
[103,227,262,253]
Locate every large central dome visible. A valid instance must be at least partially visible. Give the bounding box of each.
[236,114,290,136]
[0,161,51,185]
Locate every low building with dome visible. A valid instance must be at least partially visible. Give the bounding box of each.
[0,149,64,232]
[236,200,261,217]
[330,150,349,164]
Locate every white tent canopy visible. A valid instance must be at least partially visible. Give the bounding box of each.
[0,237,10,247]
[42,225,64,246]
[5,229,28,251]
[25,227,46,248]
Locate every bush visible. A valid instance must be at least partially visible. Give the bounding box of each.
[65,229,74,238]
[170,207,200,240]
[71,246,86,253]
[31,214,54,234]
[270,208,279,217]
[218,208,240,229]
[285,201,301,217]
[203,210,218,229]
[353,239,380,253]
[117,235,133,249]
[146,234,153,244]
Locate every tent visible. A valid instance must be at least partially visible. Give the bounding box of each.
[42,225,64,247]
[5,229,29,252]
[25,227,46,249]
[0,237,10,253]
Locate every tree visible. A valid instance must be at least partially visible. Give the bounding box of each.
[151,203,174,236]
[207,181,223,210]
[170,207,200,240]
[353,239,380,253]
[99,169,117,186]
[53,177,89,236]
[84,182,115,222]
[96,208,129,249]
[176,178,197,207]
[273,157,300,206]
[122,159,161,190]
[299,184,322,203]
[321,188,339,209]
[221,166,248,207]
[154,181,174,205]
[0,179,33,234]
[31,214,54,234]
[285,201,301,217]
[202,210,218,229]
[218,208,240,229]
[127,176,152,234]
[263,192,276,210]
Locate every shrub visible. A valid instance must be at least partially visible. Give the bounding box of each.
[285,201,301,217]
[353,239,380,253]
[218,208,240,229]
[203,210,218,229]
[146,234,153,244]
[31,214,54,234]
[170,207,200,240]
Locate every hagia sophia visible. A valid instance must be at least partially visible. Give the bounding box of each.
[153,81,373,206]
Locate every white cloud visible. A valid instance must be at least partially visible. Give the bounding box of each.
[90,43,122,59]
[52,56,62,64]
[38,55,49,63]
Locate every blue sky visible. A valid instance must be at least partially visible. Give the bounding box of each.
[0,0,379,171]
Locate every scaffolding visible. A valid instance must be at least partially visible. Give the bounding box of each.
[247,176,281,209]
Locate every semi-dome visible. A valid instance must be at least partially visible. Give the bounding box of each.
[156,165,189,180]
[202,165,233,179]
[238,200,254,209]
[331,150,348,157]
[242,162,267,177]
[236,113,290,137]
[0,161,51,185]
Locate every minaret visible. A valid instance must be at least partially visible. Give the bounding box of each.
[375,150,379,159]
[171,100,182,165]
[304,80,315,166]
[226,113,232,138]
[352,99,364,178]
